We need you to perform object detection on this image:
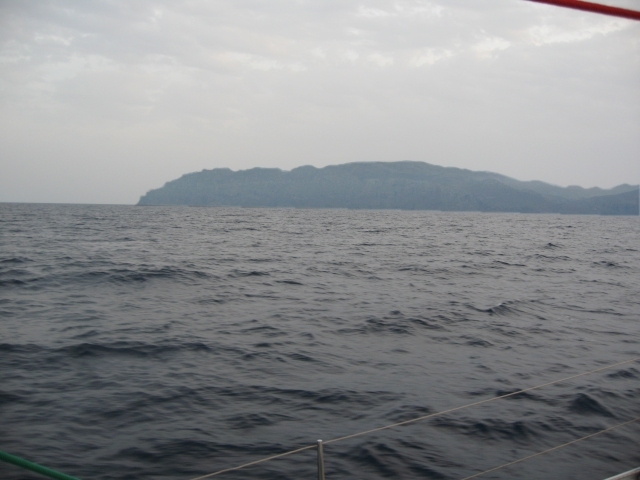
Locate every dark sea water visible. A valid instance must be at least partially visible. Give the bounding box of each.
[1,203,639,480]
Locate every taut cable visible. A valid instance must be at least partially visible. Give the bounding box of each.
[322,356,640,445]
[459,415,640,480]
[189,444,317,480]
[188,355,640,479]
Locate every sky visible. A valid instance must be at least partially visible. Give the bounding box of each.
[0,0,639,204]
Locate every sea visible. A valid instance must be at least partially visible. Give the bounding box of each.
[1,203,639,480]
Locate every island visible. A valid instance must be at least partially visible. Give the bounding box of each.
[138,161,639,215]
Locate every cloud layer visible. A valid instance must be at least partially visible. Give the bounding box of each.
[1,0,638,203]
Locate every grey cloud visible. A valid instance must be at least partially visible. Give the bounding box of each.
[0,0,638,203]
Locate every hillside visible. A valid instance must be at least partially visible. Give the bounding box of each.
[138,161,639,215]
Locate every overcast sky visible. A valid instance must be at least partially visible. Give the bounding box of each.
[1,0,638,204]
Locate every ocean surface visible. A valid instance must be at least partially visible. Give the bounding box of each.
[1,203,639,480]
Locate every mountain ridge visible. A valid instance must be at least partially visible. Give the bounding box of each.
[138,161,639,215]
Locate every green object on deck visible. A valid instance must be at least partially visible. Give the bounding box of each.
[0,449,81,480]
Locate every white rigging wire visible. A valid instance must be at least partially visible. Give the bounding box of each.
[459,415,640,480]
[189,355,640,479]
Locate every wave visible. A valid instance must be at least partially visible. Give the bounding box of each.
[0,265,217,289]
[567,393,614,417]
[431,416,540,443]
[0,341,213,358]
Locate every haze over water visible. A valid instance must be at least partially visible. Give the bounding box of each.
[1,203,639,480]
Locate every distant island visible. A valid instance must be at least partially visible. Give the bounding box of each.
[138,161,639,215]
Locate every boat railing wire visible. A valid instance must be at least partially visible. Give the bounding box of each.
[458,416,640,480]
[189,355,640,480]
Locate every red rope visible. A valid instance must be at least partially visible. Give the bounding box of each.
[526,0,640,20]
